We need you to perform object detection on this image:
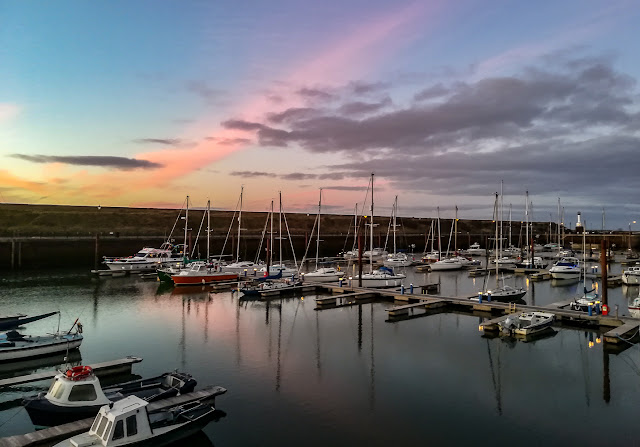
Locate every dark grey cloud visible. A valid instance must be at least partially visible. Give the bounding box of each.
[231,171,277,178]
[205,137,252,145]
[281,173,317,181]
[338,97,392,116]
[133,138,182,146]
[348,80,391,96]
[10,154,162,169]
[221,53,640,227]
[221,119,265,131]
[297,87,334,101]
[321,185,369,191]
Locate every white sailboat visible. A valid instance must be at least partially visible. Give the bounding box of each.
[303,189,345,282]
[569,228,599,311]
[353,174,406,287]
[258,192,298,277]
[384,196,413,267]
[223,187,265,274]
[431,208,464,271]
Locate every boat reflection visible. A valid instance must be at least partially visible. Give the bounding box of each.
[551,277,580,287]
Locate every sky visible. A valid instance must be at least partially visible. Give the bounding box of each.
[2,0,640,229]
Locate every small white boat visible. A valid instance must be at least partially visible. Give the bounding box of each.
[421,250,440,263]
[23,368,197,426]
[363,248,388,261]
[0,330,83,363]
[515,256,547,269]
[222,260,265,275]
[430,258,464,271]
[258,263,298,277]
[549,257,581,279]
[240,277,303,296]
[53,395,216,447]
[473,284,526,302]
[466,243,486,256]
[104,243,186,272]
[383,253,413,267]
[622,266,640,285]
[352,267,406,288]
[499,312,555,335]
[302,267,345,283]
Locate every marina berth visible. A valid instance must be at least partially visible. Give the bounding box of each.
[499,312,555,336]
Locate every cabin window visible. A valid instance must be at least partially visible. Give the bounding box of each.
[68,384,98,401]
[103,420,113,441]
[91,415,102,432]
[48,380,65,399]
[126,415,138,436]
[113,420,124,440]
[96,416,109,438]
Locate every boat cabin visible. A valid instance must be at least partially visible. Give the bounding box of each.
[73,396,153,447]
[45,370,110,408]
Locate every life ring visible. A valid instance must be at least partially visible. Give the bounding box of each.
[66,365,93,381]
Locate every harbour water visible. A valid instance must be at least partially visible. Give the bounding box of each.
[1,264,640,446]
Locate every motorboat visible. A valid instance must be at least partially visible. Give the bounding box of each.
[223,260,264,275]
[240,277,303,296]
[257,263,298,277]
[104,242,186,272]
[430,258,464,271]
[52,395,216,447]
[0,311,60,331]
[383,253,413,267]
[421,250,440,263]
[363,248,388,261]
[466,243,486,256]
[514,256,547,269]
[171,262,239,286]
[0,328,83,363]
[352,267,406,288]
[23,367,197,426]
[302,267,344,283]
[474,284,526,302]
[492,256,518,267]
[549,257,581,279]
[622,266,640,285]
[499,312,555,336]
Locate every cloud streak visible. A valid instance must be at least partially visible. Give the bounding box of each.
[10,154,163,169]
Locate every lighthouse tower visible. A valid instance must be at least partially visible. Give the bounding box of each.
[576,212,584,234]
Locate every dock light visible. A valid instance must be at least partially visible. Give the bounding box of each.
[479,325,484,332]
[301,297,304,301]
[349,276,353,280]
[588,340,595,348]
[596,337,602,344]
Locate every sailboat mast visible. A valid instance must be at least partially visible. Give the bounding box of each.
[316,189,322,270]
[370,173,374,274]
[270,200,274,266]
[499,180,503,260]
[279,191,283,267]
[494,192,499,285]
[557,197,561,247]
[184,195,189,257]
[437,207,442,261]
[237,187,243,262]
[525,191,529,261]
[207,199,210,261]
[454,205,458,253]
[509,204,512,249]
[393,196,398,255]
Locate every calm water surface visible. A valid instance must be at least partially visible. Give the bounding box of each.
[1,265,640,446]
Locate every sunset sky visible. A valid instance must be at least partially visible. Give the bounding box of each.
[2,0,640,228]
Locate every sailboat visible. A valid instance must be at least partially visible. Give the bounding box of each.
[258,192,298,277]
[171,200,240,286]
[569,227,600,311]
[421,220,440,262]
[472,192,526,302]
[303,189,345,282]
[353,174,406,288]
[431,208,465,271]
[223,187,265,274]
[383,196,413,267]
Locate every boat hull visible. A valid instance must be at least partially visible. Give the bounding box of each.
[172,273,239,286]
[549,270,580,279]
[352,275,406,288]
[622,273,640,285]
[302,274,344,283]
[0,335,83,363]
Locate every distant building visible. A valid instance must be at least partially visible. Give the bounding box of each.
[576,212,584,234]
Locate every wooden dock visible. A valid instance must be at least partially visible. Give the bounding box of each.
[385,298,448,317]
[530,272,551,281]
[0,386,227,447]
[315,291,378,308]
[603,320,640,344]
[260,284,317,297]
[0,356,143,388]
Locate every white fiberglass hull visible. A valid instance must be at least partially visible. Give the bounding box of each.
[549,268,580,279]
[352,275,406,288]
[430,261,463,271]
[0,334,83,362]
[303,273,345,283]
[622,272,640,285]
